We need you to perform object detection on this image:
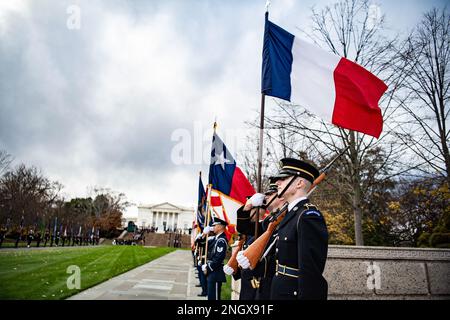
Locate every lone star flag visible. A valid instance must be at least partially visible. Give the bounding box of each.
[261,13,388,138]
[208,131,255,239]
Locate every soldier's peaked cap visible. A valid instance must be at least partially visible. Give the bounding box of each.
[265,177,279,195]
[271,158,319,184]
[212,218,228,226]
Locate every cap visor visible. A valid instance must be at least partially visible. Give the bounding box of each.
[270,173,292,180]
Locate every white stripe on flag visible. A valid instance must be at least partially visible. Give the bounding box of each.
[291,37,341,122]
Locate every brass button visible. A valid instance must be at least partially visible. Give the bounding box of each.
[293,207,298,211]
[294,291,297,296]
[284,237,287,241]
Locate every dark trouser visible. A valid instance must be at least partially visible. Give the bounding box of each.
[197,266,207,295]
[270,274,297,300]
[207,277,222,300]
[239,277,257,300]
[240,268,257,300]
[256,276,273,300]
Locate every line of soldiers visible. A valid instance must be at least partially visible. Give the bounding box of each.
[193,218,229,300]
[0,227,100,248]
[224,158,329,300]
[191,157,329,300]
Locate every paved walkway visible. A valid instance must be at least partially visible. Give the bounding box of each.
[68,249,206,300]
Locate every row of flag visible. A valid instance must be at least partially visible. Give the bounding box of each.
[193,12,387,243]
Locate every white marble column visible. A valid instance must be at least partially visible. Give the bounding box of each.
[173,212,180,228]
[148,211,153,227]
[171,212,175,231]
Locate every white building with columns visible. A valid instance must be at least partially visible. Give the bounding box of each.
[136,202,195,234]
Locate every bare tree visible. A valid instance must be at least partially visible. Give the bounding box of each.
[0,150,13,177]
[0,164,62,227]
[251,0,406,245]
[393,7,449,183]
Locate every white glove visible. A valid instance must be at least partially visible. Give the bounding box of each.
[223,265,235,275]
[195,233,202,240]
[197,260,202,266]
[250,193,265,207]
[203,226,212,235]
[237,251,250,269]
[201,264,207,272]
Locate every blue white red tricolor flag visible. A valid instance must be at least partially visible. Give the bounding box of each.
[261,13,388,138]
[208,131,255,240]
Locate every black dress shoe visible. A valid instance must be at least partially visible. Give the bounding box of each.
[195,284,202,287]
[197,293,207,297]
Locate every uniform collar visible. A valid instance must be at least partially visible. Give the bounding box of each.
[215,231,224,238]
[288,196,308,211]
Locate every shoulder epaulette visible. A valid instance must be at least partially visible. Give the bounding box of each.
[302,203,321,217]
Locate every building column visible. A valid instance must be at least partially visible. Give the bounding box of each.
[148,211,153,227]
[158,211,164,232]
[171,213,175,231]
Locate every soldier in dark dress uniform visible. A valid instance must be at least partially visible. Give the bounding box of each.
[228,234,257,300]
[35,230,42,247]
[269,158,328,300]
[233,179,285,300]
[202,218,228,300]
[0,224,7,248]
[26,229,34,248]
[43,229,50,247]
[195,227,214,297]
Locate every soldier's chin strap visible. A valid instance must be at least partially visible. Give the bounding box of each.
[249,174,299,220]
[249,173,300,220]
[263,174,299,209]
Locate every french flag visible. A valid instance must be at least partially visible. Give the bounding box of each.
[261,13,388,138]
[208,131,255,238]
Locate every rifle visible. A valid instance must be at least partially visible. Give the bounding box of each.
[242,146,349,270]
[242,203,288,270]
[225,234,247,274]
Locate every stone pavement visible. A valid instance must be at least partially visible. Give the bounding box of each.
[68,249,206,300]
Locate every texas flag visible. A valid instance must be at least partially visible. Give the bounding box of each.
[208,131,255,240]
[261,13,388,138]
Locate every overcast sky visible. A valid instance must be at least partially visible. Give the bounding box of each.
[0,0,446,216]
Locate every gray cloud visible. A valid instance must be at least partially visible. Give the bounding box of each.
[0,0,446,209]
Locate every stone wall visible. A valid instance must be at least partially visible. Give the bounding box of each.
[231,245,450,300]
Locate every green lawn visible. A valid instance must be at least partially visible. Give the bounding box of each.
[221,259,232,300]
[0,246,175,300]
[222,272,232,300]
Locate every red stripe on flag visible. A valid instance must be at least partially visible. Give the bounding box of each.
[229,167,255,204]
[210,196,222,207]
[332,58,387,138]
[227,224,236,235]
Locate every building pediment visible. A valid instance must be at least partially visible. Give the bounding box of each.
[139,202,193,212]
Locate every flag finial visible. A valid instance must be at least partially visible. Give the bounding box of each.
[213,120,217,133]
[265,0,271,12]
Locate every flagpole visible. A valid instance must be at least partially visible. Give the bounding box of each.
[203,183,212,274]
[257,3,270,194]
[203,121,217,273]
[257,93,266,193]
